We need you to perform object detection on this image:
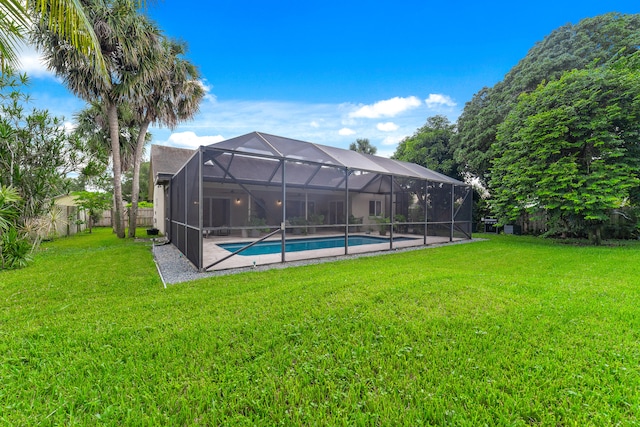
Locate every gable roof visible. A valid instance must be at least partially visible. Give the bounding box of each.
[150,145,196,185]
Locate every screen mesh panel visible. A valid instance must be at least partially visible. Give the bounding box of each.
[164,133,473,271]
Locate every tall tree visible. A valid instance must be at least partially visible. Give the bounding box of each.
[392,115,462,181]
[490,54,640,244]
[122,161,149,201]
[73,100,142,199]
[349,138,377,155]
[456,13,640,185]
[32,0,162,238]
[127,38,203,237]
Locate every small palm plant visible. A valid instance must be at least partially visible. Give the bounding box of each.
[0,185,32,270]
[0,186,21,233]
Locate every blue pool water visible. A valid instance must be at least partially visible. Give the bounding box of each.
[219,235,418,256]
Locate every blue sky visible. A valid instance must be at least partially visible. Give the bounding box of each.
[18,0,640,157]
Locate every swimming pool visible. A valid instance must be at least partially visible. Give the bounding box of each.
[218,235,418,256]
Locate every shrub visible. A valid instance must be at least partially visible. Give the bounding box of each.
[1,227,32,269]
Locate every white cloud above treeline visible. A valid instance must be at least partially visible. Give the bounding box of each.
[16,43,56,79]
[349,96,422,119]
[338,128,356,136]
[377,122,399,132]
[149,94,462,156]
[16,57,462,157]
[425,93,457,108]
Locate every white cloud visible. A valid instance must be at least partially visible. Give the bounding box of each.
[63,121,76,134]
[349,96,421,119]
[377,122,399,132]
[375,135,408,157]
[198,79,217,102]
[145,92,459,160]
[146,96,462,156]
[338,128,356,136]
[164,131,225,149]
[17,88,460,157]
[17,43,56,79]
[425,93,457,108]
[382,135,404,146]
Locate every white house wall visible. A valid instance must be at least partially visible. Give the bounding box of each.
[153,184,166,234]
[350,193,389,228]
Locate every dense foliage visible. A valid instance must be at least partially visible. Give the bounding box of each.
[0,70,85,219]
[393,115,462,181]
[490,54,640,244]
[0,70,90,268]
[122,161,150,202]
[456,13,640,183]
[73,191,112,233]
[393,116,491,228]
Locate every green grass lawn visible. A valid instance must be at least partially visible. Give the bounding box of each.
[2,228,640,425]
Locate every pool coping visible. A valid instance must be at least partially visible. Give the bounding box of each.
[202,232,475,272]
[216,234,421,255]
[153,237,485,285]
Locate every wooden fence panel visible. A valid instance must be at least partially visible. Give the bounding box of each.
[95,208,154,228]
[58,205,87,237]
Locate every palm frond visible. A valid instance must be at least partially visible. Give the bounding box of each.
[0,0,29,69]
[26,0,109,81]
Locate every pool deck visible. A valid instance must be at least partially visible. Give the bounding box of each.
[202,232,463,271]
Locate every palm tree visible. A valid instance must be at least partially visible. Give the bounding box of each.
[74,100,144,188]
[0,0,28,69]
[32,0,162,237]
[127,38,204,237]
[349,138,377,155]
[0,0,110,75]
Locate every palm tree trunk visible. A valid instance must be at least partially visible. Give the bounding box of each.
[127,119,150,238]
[107,102,125,238]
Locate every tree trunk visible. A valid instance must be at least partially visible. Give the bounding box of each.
[588,223,603,245]
[127,119,150,238]
[107,102,125,238]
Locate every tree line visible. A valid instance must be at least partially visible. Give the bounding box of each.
[392,13,640,244]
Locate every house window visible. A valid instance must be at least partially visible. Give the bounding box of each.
[369,200,382,217]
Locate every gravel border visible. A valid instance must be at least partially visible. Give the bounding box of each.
[151,238,485,286]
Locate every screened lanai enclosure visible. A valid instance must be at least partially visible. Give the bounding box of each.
[162,132,472,271]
